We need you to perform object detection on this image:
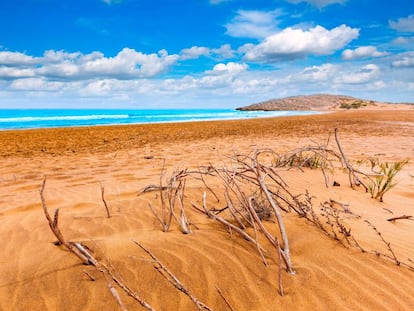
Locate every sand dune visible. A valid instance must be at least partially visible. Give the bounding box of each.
[1,110,414,310]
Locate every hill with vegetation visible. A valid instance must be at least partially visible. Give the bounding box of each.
[236,94,411,111]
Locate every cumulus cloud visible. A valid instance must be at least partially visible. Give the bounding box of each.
[0,48,180,80]
[287,0,347,8]
[335,64,380,84]
[225,9,282,39]
[299,63,338,81]
[392,36,414,45]
[0,67,35,79]
[212,44,235,59]
[42,50,83,63]
[342,46,388,60]
[197,62,248,89]
[207,62,248,75]
[389,15,414,32]
[180,46,210,60]
[0,51,39,66]
[392,52,414,67]
[10,78,66,91]
[243,24,359,62]
[179,45,235,61]
[79,48,179,78]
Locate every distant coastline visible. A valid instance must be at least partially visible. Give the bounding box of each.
[0,109,319,131]
[237,94,414,111]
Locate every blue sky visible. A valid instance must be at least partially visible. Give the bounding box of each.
[0,0,413,108]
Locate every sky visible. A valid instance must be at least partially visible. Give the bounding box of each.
[0,0,413,109]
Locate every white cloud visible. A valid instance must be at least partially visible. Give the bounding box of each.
[0,67,35,78]
[79,48,178,78]
[36,48,178,79]
[389,15,414,32]
[225,9,282,39]
[0,48,180,85]
[299,63,338,81]
[0,51,38,66]
[392,36,414,45]
[287,0,346,8]
[38,61,81,78]
[179,45,235,61]
[342,46,388,60]
[195,62,249,90]
[334,64,380,84]
[212,44,235,59]
[42,50,83,63]
[243,24,359,62]
[208,62,248,75]
[180,46,210,60]
[10,78,65,91]
[392,52,414,67]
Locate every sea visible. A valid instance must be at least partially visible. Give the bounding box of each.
[0,109,318,130]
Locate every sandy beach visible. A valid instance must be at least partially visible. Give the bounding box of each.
[1,109,414,311]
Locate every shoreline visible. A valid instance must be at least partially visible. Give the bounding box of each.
[0,110,321,132]
[0,108,320,131]
[1,109,413,158]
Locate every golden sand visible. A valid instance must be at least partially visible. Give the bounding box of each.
[1,109,413,310]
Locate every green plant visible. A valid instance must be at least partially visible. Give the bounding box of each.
[340,100,368,109]
[367,159,408,202]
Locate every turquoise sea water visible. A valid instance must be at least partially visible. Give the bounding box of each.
[0,109,318,130]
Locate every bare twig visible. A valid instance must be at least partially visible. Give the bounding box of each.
[334,128,368,191]
[365,220,400,265]
[215,286,235,311]
[107,280,127,311]
[100,182,111,218]
[133,239,213,311]
[83,269,96,281]
[191,200,267,257]
[387,215,413,222]
[40,178,92,265]
[41,178,155,311]
[276,239,284,296]
[100,262,155,311]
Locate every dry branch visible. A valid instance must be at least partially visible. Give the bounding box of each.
[100,182,111,218]
[191,200,267,260]
[365,219,400,265]
[40,179,92,265]
[133,239,213,311]
[107,280,127,311]
[387,215,413,222]
[334,128,368,191]
[83,269,96,281]
[215,286,235,311]
[41,178,155,311]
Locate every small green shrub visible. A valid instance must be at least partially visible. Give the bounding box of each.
[367,159,408,202]
[340,101,368,109]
